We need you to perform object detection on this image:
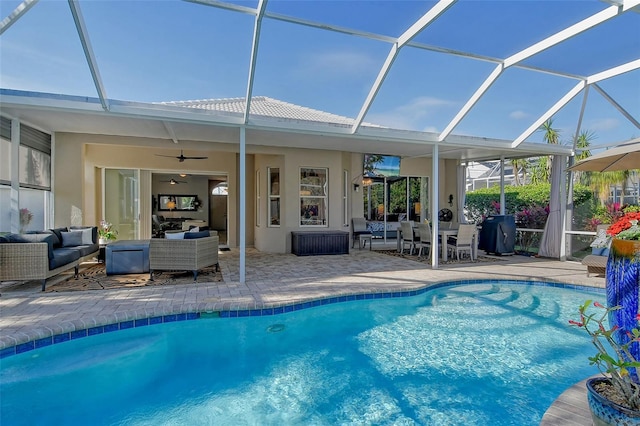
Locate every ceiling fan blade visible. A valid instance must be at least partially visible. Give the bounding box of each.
[155,154,177,158]
[183,156,208,160]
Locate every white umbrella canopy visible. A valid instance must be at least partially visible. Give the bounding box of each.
[569,140,640,172]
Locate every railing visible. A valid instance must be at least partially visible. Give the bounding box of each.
[515,227,599,260]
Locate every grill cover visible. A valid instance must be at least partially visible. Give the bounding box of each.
[479,215,516,255]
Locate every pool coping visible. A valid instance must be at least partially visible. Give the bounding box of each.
[0,278,604,359]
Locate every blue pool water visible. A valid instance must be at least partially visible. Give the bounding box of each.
[1,282,602,425]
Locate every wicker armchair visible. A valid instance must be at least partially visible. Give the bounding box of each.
[149,235,219,281]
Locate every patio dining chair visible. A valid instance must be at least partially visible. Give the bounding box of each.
[446,224,477,261]
[416,222,432,259]
[400,221,420,255]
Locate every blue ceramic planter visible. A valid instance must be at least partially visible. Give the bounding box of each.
[606,239,640,362]
[587,377,640,425]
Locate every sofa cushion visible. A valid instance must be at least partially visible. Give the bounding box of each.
[0,233,27,243]
[69,226,98,244]
[67,244,99,257]
[50,248,81,270]
[37,230,62,247]
[184,230,210,239]
[49,227,68,247]
[61,231,84,247]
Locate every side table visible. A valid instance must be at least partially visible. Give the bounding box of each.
[105,240,150,275]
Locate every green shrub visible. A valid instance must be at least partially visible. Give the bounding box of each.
[465,183,593,224]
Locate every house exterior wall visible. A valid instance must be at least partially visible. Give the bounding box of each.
[53,133,240,244]
[52,132,458,253]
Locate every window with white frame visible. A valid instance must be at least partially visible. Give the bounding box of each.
[256,170,261,227]
[299,167,327,227]
[343,169,348,227]
[268,167,280,226]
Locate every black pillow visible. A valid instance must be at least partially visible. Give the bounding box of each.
[49,227,68,247]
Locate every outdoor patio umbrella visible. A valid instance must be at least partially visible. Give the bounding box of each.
[568,139,640,172]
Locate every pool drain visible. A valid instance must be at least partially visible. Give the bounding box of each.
[267,324,286,333]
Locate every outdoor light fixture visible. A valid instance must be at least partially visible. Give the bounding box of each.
[448,194,454,206]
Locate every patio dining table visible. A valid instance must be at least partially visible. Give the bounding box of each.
[397,225,478,261]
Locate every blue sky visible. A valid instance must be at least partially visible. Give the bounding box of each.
[1,0,638,147]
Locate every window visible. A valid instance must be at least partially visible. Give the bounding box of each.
[343,169,348,227]
[0,116,10,185]
[256,170,261,227]
[268,167,280,226]
[300,167,327,227]
[19,121,52,190]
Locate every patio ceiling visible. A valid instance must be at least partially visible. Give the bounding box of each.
[0,0,639,161]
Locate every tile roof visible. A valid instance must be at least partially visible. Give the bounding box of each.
[158,96,382,128]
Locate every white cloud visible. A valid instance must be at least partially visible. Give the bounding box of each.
[366,96,454,130]
[509,110,529,120]
[587,118,619,132]
[297,51,376,78]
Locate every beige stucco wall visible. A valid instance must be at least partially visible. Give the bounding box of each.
[53,133,242,245]
[53,132,459,253]
[254,149,348,253]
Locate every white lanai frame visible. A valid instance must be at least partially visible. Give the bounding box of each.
[438,0,640,145]
[2,0,639,276]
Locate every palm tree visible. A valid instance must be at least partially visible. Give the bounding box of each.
[574,130,595,186]
[587,170,629,205]
[539,119,560,180]
[509,158,528,186]
[541,119,560,145]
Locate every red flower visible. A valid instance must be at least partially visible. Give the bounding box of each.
[569,320,583,327]
[607,212,640,238]
[594,301,604,308]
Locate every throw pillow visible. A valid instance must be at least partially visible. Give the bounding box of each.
[165,232,185,240]
[61,231,84,247]
[79,228,93,245]
[49,227,68,246]
[70,226,97,244]
[188,226,200,232]
[184,230,210,239]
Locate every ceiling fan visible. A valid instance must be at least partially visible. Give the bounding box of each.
[155,150,208,162]
[160,178,187,185]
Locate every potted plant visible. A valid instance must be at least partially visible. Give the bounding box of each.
[19,208,33,233]
[98,220,118,244]
[570,301,640,424]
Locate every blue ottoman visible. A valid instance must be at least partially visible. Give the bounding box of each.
[105,240,150,275]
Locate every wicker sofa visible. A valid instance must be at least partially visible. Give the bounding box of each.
[0,226,99,291]
[149,233,219,281]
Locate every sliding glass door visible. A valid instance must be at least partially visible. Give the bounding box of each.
[104,169,139,240]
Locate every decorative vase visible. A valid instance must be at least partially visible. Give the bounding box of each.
[99,238,108,245]
[586,377,640,425]
[606,239,640,362]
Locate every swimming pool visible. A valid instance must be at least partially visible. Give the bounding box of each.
[1,281,602,425]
